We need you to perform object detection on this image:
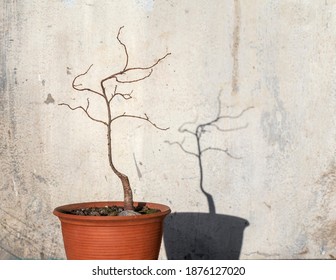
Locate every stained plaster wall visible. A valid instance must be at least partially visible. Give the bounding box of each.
[1,0,336,259]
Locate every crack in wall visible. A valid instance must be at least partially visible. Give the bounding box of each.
[231,0,241,96]
[311,164,336,255]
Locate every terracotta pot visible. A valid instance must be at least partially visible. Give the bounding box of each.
[53,201,171,260]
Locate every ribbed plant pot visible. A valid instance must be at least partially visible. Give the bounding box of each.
[53,201,171,260]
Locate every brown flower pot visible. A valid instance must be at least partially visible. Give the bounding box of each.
[53,201,171,260]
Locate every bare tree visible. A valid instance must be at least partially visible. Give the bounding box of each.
[167,96,253,214]
[60,26,171,210]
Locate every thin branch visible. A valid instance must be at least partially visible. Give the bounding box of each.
[111,112,169,130]
[122,53,171,73]
[108,85,118,104]
[113,90,133,100]
[116,26,129,71]
[109,85,133,103]
[115,69,153,84]
[72,64,104,97]
[73,64,93,82]
[101,52,171,85]
[85,98,90,111]
[59,100,107,126]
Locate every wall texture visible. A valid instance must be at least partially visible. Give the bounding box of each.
[1,0,336,259]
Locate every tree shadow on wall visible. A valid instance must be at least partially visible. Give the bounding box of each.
[164,98,252,259]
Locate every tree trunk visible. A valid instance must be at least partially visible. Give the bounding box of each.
[107,123,134,210]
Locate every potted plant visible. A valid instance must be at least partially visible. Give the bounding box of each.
[53,26,171,260]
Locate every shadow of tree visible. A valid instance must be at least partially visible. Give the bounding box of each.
[164,96,252,259]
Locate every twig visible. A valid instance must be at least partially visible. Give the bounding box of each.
[72,64,104,97]
[101,53,171,85]
[59,99,107,126]
[111,112,169,130]
[117,26,129,71]
[115,69,154,84]
[109,85,133,103]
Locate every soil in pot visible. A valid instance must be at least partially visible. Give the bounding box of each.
[64,204,160,216]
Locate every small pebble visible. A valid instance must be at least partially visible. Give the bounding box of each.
[118,210,141,216]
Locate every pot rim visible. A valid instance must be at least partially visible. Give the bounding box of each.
[53,201,171,221]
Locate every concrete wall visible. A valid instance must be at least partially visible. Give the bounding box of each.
[1,0,336,259]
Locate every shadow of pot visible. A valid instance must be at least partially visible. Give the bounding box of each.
[164,212,249,259]
[53,201,171,260]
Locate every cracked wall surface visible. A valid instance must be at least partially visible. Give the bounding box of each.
[1,0,336,259]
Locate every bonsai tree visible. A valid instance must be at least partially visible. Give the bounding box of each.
[60,26,171,212]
